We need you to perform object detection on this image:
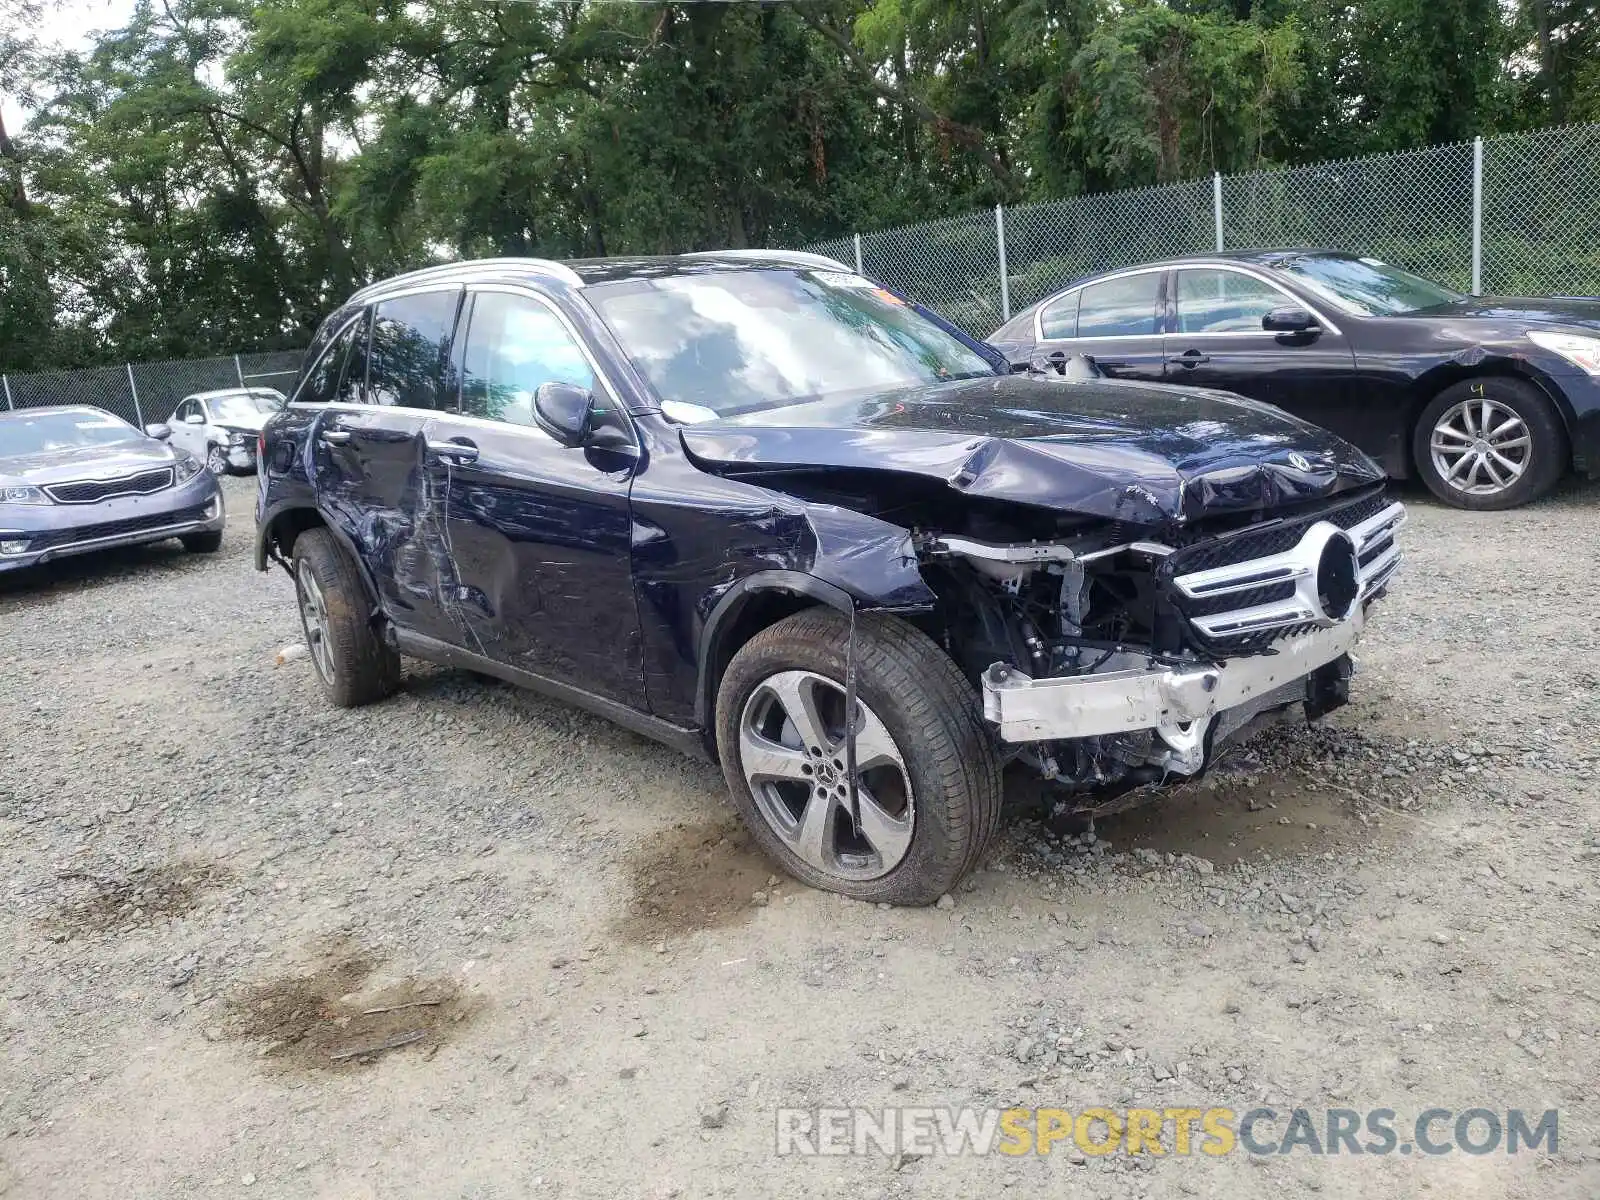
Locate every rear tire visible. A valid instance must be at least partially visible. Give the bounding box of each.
[180,530,223,554]
[715,608,1002,905]
[1413,377,1566,510]
[291,527,400,708]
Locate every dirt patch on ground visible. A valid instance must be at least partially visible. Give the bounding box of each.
[1099,773,1380,866]
[53,860,231,935]
[613,818,778,944]
[223,950,479,1072]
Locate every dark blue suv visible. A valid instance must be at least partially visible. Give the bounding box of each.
[256,251,1403,904]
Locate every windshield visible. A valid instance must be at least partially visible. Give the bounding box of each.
[206,392,283,422]
[1276,255,1463,316]
[0,409,140,455]
[586,268,998,417]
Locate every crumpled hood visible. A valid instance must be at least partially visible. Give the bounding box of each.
[678,375,1385,526]
[0,438,179,487]
[213,412,273,434]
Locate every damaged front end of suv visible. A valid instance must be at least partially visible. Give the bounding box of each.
[679,375,1405,816]
[259,251,1402,905]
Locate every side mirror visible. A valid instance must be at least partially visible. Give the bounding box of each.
[533,382,595,448]
[1263,306,1318,334]
[184,412,205,424]
[145,423,172,441]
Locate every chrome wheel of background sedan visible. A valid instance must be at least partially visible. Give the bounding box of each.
[1428,397,1531,496]
[295,559,337,684]
[205,444,228,475]
[738,669,914,883]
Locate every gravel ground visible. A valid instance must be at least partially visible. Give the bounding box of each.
[3,474,1599,1199]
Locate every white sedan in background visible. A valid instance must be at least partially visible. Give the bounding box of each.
[166,388,285,475]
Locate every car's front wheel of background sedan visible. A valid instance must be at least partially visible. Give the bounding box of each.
[205,444,229,475]
[715,608,1002,906]
[291,528,401,708]
[1414,377,1567,510]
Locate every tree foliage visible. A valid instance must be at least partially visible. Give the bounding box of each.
[0,0,1586,370]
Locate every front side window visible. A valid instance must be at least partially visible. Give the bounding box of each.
[459,292,596,426]
[1076,273,1161,338]
[586,268,997,416]
[1274,254,1461,316]
[296,314,365,405]
[368,290,462,410]
[1039,291,1079,340]
[1176,270,1287,334]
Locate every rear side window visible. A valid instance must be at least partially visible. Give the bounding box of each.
[1076,273,1161,338]
[367,290,463,410]
[1039,291,1080,340]
[296,313,366,406]
[459,292,596,427]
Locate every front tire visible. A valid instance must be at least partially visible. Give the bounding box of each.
[291,528,401,708]
[205,444,229,476]
[715,608,1002,905]
[1413,377,1566,510]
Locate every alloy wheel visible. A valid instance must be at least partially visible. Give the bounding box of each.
[295,560,337,684]
[1428,398,1531,497]
[738,670,915,883]
[206,445,227,475]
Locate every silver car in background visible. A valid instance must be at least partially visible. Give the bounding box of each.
[0,406,225,572]
[165,388,286,475]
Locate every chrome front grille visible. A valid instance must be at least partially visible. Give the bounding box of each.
[45,467,174,504]
[1165,492,1405,649]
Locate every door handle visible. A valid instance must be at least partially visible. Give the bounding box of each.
[1168,350,1210,367]
[319,429,352,446]
[426,439,479,464]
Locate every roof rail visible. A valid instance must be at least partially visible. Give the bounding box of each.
[682,249,855,274]
[350,257,584,303]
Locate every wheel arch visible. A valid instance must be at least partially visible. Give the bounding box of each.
[695,572,857,752]
[258,503,383,612]
[1408,361,1576,476]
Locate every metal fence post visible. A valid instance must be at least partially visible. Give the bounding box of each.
[1213,173,1225,252]
[1471,136,1484,295]
[852,232,864,276]
[995,204,1011,323]
[234,353,246,389]
[1,375,11,410]
[125,363,143,427]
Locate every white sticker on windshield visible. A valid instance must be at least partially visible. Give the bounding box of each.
[810,270,876,289]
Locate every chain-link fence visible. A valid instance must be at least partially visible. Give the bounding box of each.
[803,122,1600,336]
[1,350,304,429]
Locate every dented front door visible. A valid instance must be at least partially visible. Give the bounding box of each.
[418,285,642,703]
[418,413,640,701]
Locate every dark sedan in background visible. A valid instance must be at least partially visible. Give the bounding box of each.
[989,249,1600,509]
[0,406,225,572]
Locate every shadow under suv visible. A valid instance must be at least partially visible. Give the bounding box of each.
[256,251,1404,904]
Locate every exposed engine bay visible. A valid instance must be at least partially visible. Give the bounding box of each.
[890,483,1407,812]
